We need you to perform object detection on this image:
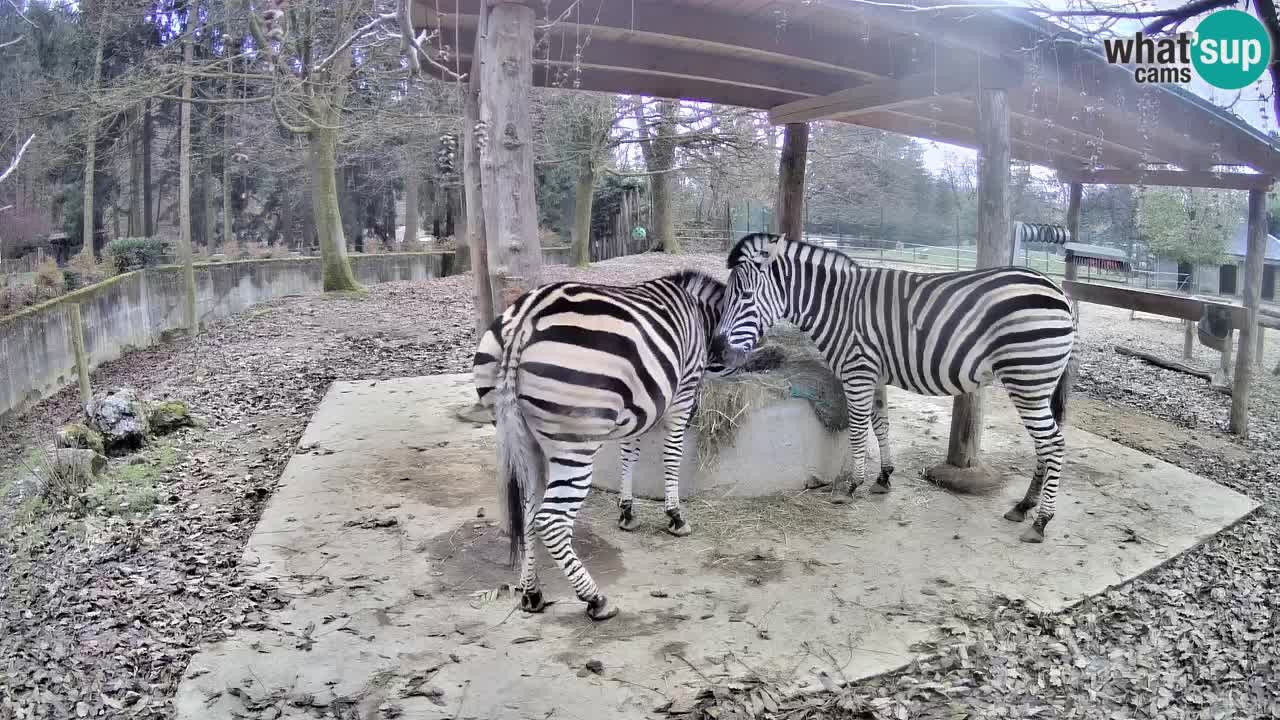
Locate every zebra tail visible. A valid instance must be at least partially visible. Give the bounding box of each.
[494,367,546,570]
[1051,347,1079,427]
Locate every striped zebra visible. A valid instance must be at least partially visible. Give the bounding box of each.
[472,270,732,620]
[710,233,1078,543]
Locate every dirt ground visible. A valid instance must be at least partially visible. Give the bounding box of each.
[2,253,1278,719]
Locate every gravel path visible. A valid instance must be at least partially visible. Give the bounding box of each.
[1,253,1276,719]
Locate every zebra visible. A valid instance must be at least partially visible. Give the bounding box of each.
[710,233,1078,543]
[472,270,733,620]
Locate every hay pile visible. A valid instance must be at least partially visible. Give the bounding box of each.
[693,323,846,469]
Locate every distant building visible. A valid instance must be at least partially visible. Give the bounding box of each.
[1063,242,1132,275]
[1150,224,1280,301]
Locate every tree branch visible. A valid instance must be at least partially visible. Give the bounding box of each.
[1142,0,1235,34]
[0,133,35,184]
[0,37,23,50]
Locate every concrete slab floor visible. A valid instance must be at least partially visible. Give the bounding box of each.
[173,374,1258,720]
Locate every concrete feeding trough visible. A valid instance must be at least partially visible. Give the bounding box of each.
[594,324,852,498]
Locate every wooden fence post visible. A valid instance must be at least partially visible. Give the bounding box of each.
[1229,187,1268,435]
[67,303,92,408]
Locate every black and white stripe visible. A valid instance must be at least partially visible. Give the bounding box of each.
[473,270,731,620]
[711,233,1078,543]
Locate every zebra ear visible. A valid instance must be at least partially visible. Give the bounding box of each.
[764,234,785,265]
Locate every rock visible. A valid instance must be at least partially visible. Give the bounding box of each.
[56,423,105,455]
[148,400,195,435]
[50,448,108,481]
[86,388,150,456]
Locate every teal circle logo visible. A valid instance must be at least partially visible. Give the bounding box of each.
[1192,9,1272,90]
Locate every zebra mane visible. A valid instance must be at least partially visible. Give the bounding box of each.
[727,232,857,270]
[654,270,726,305]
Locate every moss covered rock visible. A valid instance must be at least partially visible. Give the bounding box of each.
[56,423,106,455]
[148,400,195,435]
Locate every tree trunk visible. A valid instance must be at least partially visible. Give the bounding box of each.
[178,31,197,333]
[201,150,215,249]
[634,99,680,254]
[403,160,418,245]
[775,122,808,242]
[129,108,143,237]
[308,126,360,292]
[80,28,105,259]
[223,85,234,251]
[463,4,494,334]
[278,193,293,248]
[478,1,542,309]
[301,188,315,253]
[570,154,595,267]
[143,99,154,237]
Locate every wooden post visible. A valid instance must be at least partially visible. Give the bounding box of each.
[1183,319,1195,360]
[938,83,1010,475]
[177,29,198,334]
[1229,188,1267,435]
[1257,328,1265,368]
[478,1,541,313]
[776,122,809,242]
[463,4,494,336]
[1064,182,1082,317]
[67,303,92,408]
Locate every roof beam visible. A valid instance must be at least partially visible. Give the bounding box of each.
[1057,168,1276,190]
[419,0,914,81]
[443,24,854,99]
[769,65,979,125]
[850,110,1096,171]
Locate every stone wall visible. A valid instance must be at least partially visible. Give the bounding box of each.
[0,251,507,421]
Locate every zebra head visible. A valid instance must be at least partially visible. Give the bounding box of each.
[711,232,789,369]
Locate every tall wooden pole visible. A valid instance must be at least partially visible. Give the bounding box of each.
[1229,187,1268,436]
[938,83,1010,474]
[67,304,92,407]
[776,122,809,242]
[1064,182,1082,316]
[478,1,541,312]
[463,5,494,336]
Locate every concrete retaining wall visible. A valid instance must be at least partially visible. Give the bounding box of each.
[0,252,479,421]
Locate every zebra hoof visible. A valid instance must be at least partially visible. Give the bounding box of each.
[586,596,618,622]
[520,589,547,613]
[829,493,852,505]
[1019,525,1045,544]
[869,481,891,495]
[618,514,641,532]
[1003,507,1028,523]
[665,518,692,537]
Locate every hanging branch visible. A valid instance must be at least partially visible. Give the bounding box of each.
[0,133,35,184]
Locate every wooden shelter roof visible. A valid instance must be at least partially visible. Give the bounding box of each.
[413,0,1280,177]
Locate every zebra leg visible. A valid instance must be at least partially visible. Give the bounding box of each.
[1002,461,1044,523]
[535,444,619,620]
[518,496,546,613]
[1007,395,1066,543]
[869,384,894,495]
[617,440,641,532]
[661,402,694,537]
[832,381,875,505]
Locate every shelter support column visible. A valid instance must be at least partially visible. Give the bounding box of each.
[928,82,1010,487]
[775,122,808,242]
[1229,188,1268,436]
[478,0,542,314]
[463,2,493,337]
[1064,182,1082,317]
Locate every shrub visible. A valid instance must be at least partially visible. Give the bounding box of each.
[105,237,174,273]
[66,252,114,287]
[364,235,386,254]
[538,227,562,248]
[35,258,65,296]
